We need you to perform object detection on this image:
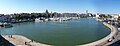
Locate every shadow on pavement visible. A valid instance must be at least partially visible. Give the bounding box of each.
[109,40,120,46]
[0,35,15,46]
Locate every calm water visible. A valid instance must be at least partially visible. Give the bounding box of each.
[0,18,110,46]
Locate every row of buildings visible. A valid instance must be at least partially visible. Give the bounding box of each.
[96,14,120,22]
[0,10,95,23]
[96,14,120,27]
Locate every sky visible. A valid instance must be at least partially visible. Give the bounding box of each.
[0,0,120,14]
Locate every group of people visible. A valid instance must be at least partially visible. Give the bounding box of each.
[8,35,12,38]
[25,40,34,46]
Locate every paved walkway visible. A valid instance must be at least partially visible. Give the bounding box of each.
[105,32,120,46]
[2,35,51,46]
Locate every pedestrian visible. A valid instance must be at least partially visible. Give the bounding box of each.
[25,42,27,45]
[31,40,33,42]
[10,35,12,38]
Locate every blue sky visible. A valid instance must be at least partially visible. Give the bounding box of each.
[0,0,119,14]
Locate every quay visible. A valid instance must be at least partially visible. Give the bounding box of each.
[2,35,51,46]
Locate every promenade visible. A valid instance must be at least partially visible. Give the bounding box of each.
[2,35,51,46]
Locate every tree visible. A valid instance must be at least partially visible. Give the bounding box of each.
[15,14,21,20]
[21,13,30,19]
[99,14,106,18]
[30,14,36,19]
[37,13,42,17]
[107,14,112,18]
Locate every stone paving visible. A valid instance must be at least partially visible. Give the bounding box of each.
[2,35,51,46]
[105,32,120,46]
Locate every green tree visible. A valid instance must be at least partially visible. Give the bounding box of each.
[107,14,112,18]
[30,14,36,19]
[99,14,106,18]
[15,14,21,20]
